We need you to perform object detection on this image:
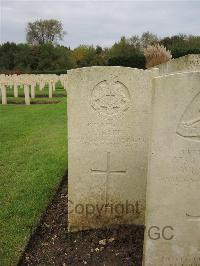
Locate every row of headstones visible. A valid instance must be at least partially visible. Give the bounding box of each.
[0,74,68,105]
[67,66,200,265]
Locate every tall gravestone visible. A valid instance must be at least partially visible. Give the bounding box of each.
[143,72,200,265]
[14,84,18,98]
[30,83,35,99]
[49,82,53,98]
[67,66,158,231]
[1,84,7,104]
[24,84,30,105]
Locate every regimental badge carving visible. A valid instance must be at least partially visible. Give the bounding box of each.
[91,79,131,116]
[176,91,200,141]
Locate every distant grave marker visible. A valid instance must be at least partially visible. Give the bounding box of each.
[1,84,7,105]
[30,83,35,99]
[14,84,18,98]
[24,84,30,105]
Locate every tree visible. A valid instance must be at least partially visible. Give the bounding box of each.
[72,45,97,67]
[160,34,187,49]
[128,35,141,49]
[159,34,200,58]
[105,36,145,68]
[26,19,66,45]
[0,42,18,70]
[140,31,159,49]
[107,36,138,58]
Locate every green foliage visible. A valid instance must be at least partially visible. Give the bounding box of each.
[107,54,146,69]
[105,36,146,69]
[30,69,67,74]
[160,34,200,58]
[106,36,138,58]
[72,45,106,67]
[140,31,159,49]
[0,43,75,73]
[171,48,200,58]
[0,42,18,70]
[0,32,200,73]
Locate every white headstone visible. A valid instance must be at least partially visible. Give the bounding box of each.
[41,81,45,90]
[14,84,18,98]
[24,84,30,105]
[1,84,7,104]
[63,76,68,92]
[30,84,35,99]
[67,66,158,232]
[143,72,200,265]
[157,54,200,75]
[49,82,53,98]
[39,81,43,91]
[53,82,56,91]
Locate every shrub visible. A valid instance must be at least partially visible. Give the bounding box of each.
[107,54,146,69]
[144,44,172,68]
[171,48,200,58]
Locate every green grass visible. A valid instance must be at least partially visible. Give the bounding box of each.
[0,98,68,265]
[6,83,66,98]
[7,97,63,104]
[4,84,66,105]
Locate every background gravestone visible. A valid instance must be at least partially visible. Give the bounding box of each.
[30,83,35,99]
[14,84,18,98]
[143,72,200,265]
[49,81,53,98]
[157,54,200,75]
[24,84,30,105]
[1,84,7,105]
[67,66,158,231]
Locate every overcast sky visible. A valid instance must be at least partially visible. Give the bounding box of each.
[0,0,199,48]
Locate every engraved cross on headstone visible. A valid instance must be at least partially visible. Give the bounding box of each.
[91,152,126,206]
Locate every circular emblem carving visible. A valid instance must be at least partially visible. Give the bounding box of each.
[91,80,131,116]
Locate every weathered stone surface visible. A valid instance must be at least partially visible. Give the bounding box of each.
[67,66,158,232]
[157,54,200,75]
[143,72,200,265]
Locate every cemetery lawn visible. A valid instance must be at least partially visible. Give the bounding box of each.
[0,100,67,265]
